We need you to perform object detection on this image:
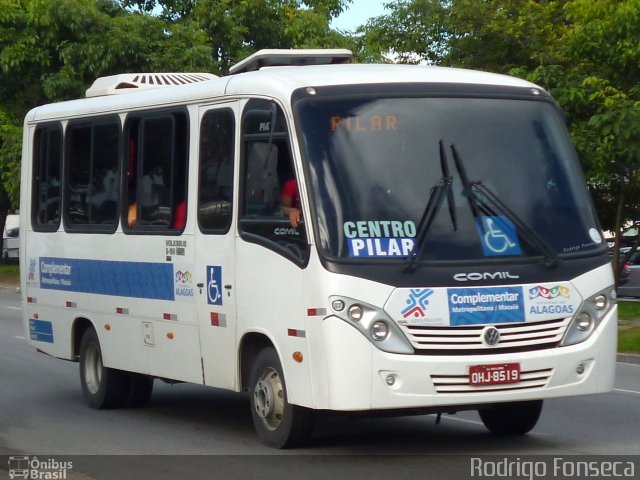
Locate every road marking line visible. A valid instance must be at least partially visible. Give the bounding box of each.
[14,336,25,340]
[441,416,484,427]
[613,388,640,395]
[7,306,21,310]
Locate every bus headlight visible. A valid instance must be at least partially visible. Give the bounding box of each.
[370,321,389,341]
[348,304,363,322]
[561,287,615,346]
[575,312,593,332]
[329,296,414,354]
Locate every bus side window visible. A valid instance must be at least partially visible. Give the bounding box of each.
[239,100,309,264]
[245,142,280,216]
[198,109,235,232]
[32,124,63,231]
[125,110,188,232]
[65,119,120,230]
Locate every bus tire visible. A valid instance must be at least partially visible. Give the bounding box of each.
[126,373,154,408]
[79,327,129,409]
[249,347,314,448]
[478,400,543,435]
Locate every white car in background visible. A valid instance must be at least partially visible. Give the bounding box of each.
[2,214,19,260]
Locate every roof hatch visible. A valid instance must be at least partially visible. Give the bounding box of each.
[85,72,217,97]
[228,49,353,75]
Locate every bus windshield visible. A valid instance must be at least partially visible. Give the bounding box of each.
[296,94,603,263]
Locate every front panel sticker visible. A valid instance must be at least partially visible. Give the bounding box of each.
[401,288,434,318]
[448,286,524,325]
[388,288,449,326]
[344,220,416,258]
[386,282,580,326]
[527,284,575,317]
[475,216,522,256]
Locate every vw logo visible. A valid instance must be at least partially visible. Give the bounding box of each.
[483,327,501,346]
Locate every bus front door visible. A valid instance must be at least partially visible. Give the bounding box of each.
[195,104,238,389]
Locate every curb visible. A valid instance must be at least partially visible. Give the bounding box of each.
[0,283,19,294]
[617,353,640,365]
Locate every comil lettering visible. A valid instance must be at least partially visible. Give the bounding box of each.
[453,271,519,282]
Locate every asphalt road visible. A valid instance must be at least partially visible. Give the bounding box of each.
[1,288,638,479]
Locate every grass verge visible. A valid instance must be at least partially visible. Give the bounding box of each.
[618,301,640,354]
[0,262,19,285]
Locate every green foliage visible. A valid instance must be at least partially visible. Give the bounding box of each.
[362,0,640,282]
[360,0,569,69]
[0,0,353,208]
[192,0,353,72]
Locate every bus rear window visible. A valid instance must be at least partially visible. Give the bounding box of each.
[32,124,63,231]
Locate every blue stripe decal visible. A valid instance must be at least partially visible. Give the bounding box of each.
[39,257,174,301]
[30,319,54,343]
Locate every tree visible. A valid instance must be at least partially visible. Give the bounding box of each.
[361,0,640,283]
[190,0,353,72]
[0,0,214,215]
[0,0,355,225]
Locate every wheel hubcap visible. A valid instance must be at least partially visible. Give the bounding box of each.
[253,367,284,431]
[84,342,102,394]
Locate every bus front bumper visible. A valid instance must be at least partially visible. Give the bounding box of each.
[314,307,617,412]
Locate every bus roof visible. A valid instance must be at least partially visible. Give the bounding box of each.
[25,62,543,123]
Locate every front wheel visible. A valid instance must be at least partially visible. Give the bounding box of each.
[249,347,314,448]
[479,400,543,435]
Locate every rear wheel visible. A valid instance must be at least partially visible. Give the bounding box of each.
[479,400,543,435]
[79,327,129,409]
[249,347,314,448]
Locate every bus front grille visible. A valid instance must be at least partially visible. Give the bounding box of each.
[430,368,554,393]
[402,318,571,353]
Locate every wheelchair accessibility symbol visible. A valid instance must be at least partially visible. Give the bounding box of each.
[207,266,223,305]
[475,216,522,256]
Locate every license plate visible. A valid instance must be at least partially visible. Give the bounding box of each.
[469,363,520,386]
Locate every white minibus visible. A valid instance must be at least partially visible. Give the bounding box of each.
[20,49,617,447]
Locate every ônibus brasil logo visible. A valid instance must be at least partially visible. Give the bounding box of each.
[8,456,73,479]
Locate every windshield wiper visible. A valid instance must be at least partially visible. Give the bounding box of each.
[404,140,458,273]
[450,144,559,267]
[403,176,453,272]
[439,140,458,231]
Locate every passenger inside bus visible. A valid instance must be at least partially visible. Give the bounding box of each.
[280,178,301,228]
